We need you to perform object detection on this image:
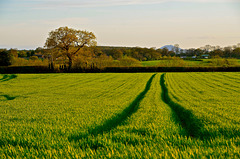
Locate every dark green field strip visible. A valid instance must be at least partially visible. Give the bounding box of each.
[68,74,156,142]
[160,73,204,138]
[69,74,156,141]
[168,73,240,106]
[164,73,240,139]
[0,94,18,101]
[167,73,239,120]
[0,74,155,133]
[0,74,17,82]
[171,73,239,115]
[68,73,188,153]
[170,73,238,101]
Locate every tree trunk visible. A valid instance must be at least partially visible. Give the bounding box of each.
[68,56,72,71]
[66,50,72,72]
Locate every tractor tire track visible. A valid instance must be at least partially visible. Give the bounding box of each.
[69,73,156,142]
[161,73,240,140]
[160,73,204,139]
[0,74,17,82]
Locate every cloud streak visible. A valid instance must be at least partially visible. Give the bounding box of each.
[22,0,239,9]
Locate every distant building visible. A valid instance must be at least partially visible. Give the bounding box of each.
[201,54,209,59]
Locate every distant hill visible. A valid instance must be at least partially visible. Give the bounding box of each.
[160,45,175,51]
[160,45,185,53]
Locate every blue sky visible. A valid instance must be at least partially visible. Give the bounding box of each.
[0,0,240,49]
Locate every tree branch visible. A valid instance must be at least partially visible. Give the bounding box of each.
[72,42,87,55]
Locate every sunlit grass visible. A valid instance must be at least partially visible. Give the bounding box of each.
[0,73,239,158]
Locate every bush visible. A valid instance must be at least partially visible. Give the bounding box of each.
[72,55,91,70]
[92,55,114,69]
[210,58,239,66]
[157,57,186,67]
[117,56,141,67]
[226,58,239,66]
[11,57,48,66]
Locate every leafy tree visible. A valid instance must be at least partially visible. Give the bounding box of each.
[211,49,223,57]
[161,48,169,56]
[0,49,11,66]
[174,44,180,54]
[223,46,232,58]
[204,45,212,53]
[232,48,240,58]
[111,49,123,59]
[44,26,96,70]
[9,49,18,58]
[18,50,27,57]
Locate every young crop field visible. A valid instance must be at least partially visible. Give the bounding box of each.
[0,73,239,158]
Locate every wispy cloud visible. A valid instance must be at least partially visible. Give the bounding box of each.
[22,0,239,9]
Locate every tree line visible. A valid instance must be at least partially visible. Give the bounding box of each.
[1,26,240,69]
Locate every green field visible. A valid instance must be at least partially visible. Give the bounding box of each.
[141,59,240,67]
[0,73,239,158]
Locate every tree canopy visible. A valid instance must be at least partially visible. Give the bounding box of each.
[44,26,96,70]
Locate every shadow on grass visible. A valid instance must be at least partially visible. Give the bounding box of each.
[0,74,17,82]
[68,74,156,142]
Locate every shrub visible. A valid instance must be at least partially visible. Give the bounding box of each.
[117,56,141,67]
[92,55,114,69]
[11,57,48,66]
[157,57,186,67]
[210,58,239,66]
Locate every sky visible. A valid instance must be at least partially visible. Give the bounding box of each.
[0,0,240,50]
